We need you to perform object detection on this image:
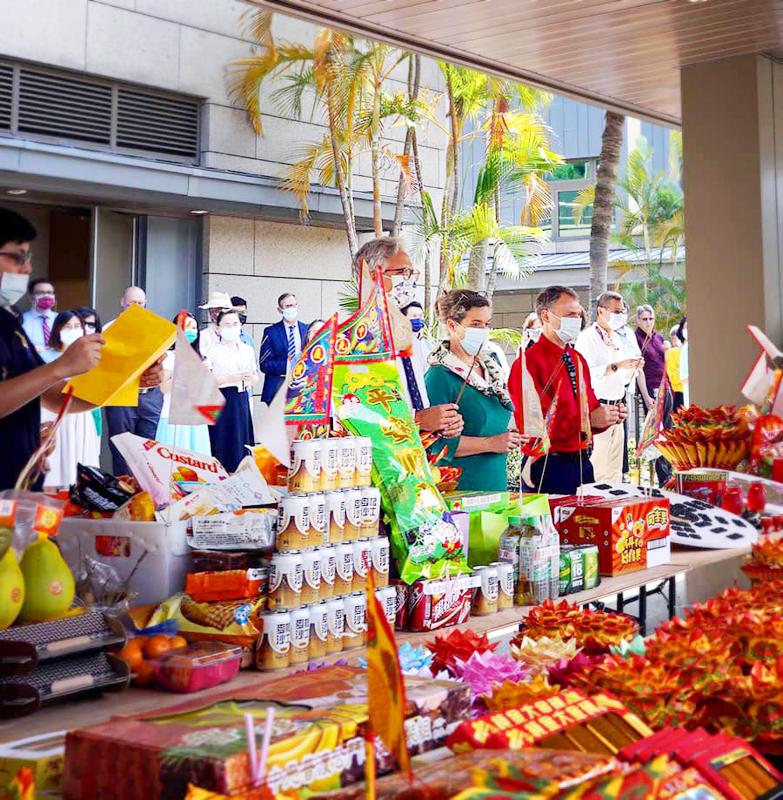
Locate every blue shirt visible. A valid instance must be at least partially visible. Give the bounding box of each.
[21,308,57,352]
[0,308,45,489]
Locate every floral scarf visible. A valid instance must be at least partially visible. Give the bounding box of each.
[428,342,513,410]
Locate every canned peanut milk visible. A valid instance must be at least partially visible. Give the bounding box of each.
[355,437,373,487]
[343,592,367,649]
[371,537,390,587]
[302,549,322,605]
[337,438,357,489]
[309,601,329,660]
[495,561,514,609]
[326,597,345,653]
[289,439,321,494]
[343,488,363,541]
[324,490,346,545]
[256,609,291,671]
[360,486,381,536]
[319,545,336,600]
[352,539,371,593]
[472,565,499,615]
[290,605,311,665]
[276,495,312,551]
[334,543,354,595]
[320,439,340,492]
[268,551,303,610]
[308,493,327,547]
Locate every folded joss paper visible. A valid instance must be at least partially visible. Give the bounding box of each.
[511,636,581,674]
[66,304,176,407]
[425,629,498,677]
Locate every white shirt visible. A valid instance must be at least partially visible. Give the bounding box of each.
[198,324,221,358]
[21,308,57,352]
[575,323,632,402]
[209,340,257,391]
[616,325,641,359]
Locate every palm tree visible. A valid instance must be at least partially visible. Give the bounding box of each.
[229,10,412,256]
[588,111,624,310]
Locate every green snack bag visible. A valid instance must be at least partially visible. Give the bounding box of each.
[333,359,469,584]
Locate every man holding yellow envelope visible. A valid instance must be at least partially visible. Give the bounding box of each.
[0,208,165,491]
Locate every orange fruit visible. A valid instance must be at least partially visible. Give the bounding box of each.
[133,660,155,687]
[143,634,173,660]
[169,635,188,651]
[117,638,145,670]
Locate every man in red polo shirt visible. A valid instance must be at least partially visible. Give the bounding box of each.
[509,285,625,494]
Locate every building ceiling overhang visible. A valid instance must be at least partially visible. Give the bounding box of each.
[254,0,783,126]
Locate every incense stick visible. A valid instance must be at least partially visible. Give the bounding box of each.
[245,713,258,786]
[255,706,275,786]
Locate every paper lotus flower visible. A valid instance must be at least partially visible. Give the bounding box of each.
[610,635,647,658]
[511,635,580,673]
[426,629,497,676]
[452,651,531,702]
[482,672,560,712]
[547,652,605,687]
[518,599,639,653]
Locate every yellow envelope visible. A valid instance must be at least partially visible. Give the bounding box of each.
[66,305,176,407]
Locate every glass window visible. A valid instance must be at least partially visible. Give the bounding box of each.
[557,190,592,238]
[545,160,589,181]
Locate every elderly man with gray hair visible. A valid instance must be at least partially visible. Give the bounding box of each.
[575,291,643,483]
[352,236,463,439]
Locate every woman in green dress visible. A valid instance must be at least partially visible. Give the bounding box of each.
[425,290,523,492]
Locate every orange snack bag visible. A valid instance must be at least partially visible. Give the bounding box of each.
[185,568,267,602]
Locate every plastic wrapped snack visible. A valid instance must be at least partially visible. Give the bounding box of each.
[148,593,265,648]
[151,641,242,693]
[69,464,135,514]
[332,360,469,583]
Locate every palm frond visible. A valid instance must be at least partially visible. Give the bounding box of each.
[339,277,360,313]
[490,326,523,350]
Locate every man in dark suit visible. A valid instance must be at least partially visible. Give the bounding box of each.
[259,292,308,405]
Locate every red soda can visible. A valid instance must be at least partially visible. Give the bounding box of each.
[391,579,408,630]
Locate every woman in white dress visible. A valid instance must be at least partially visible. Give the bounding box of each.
[207,310,259,471]
[155,312,212,455]
[41,311,101,489]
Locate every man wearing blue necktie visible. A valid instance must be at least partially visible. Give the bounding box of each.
[258,293,309,405]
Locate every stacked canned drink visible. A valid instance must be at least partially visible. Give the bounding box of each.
[257,436,394,671]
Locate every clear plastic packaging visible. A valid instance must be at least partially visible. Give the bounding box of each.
[498,514,560,606]
[151,641,242,693]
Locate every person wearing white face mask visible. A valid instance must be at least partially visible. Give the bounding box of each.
[575,291,642,483]
[509,286,625,495]
[0,209,123,490]
[41,311,101,489]
[258,292,309,406]
[353,237,464,441]
[208,310,259,471]
[425,290,522,492]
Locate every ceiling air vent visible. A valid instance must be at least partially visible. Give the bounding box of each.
[117,89,199,161]
[17,68,112,145]
[0,64,12,130]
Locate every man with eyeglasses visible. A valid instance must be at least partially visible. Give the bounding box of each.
[352,237,463,440]
[21,277,57,353]
[0,208,163,490]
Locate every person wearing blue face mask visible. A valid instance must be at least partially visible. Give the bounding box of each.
[401,300,434,362]
[425,290,523,492]
[155,312,212,456]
